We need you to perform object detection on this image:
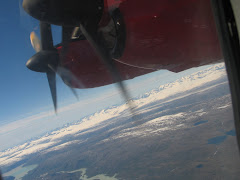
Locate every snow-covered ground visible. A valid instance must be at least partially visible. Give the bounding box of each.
[0,63,228,167]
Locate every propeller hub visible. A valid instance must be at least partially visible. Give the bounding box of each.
[26,50,59,72]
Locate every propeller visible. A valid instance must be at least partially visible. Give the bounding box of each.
[26,22,58,112]
[27,22,79,112]
[23,0,135,115]
[79,24,135,115]
[30,32,41,52]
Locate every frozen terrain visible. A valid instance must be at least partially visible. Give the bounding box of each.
[1,63,240,180]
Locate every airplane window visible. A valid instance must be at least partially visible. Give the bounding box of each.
[1,0,240,180]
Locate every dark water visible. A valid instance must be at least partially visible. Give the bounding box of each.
[208,135,227,145]
[226,129,236,136]
[196,164,203,168]
[194,120,208,126]
[207,130,236,145]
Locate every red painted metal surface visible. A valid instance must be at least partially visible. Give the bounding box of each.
[58,0,223,88]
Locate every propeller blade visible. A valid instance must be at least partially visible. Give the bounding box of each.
[40,21,54,50]
[46,69,57,113]
[57,66,84,88]
[27,22,59,113]
[60,26,75,61]
[60,27,80,100]
[30,31,41,52]
[39,21,59,113]
[79,24,117,78]
[69,87,79,100]
[51,66,80,100]
[79,24,135,114]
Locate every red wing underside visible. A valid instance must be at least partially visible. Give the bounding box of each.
[58,0,223,88]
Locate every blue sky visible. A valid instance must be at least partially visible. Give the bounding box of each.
[0,1,71,123]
